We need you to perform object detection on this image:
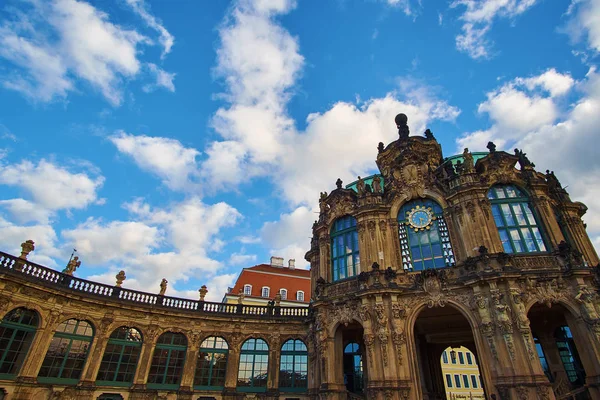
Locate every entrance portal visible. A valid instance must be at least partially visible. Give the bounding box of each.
[528,303,591,399]
[413,306,486,400]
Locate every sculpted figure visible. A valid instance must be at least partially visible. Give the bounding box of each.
[462,148,475,173]
[575,286,599,321]
[372,175,382,194]
[159,278,168,296]
[63,256,81,276]
[356,176,365,195]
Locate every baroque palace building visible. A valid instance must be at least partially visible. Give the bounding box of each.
[0,113,599,400]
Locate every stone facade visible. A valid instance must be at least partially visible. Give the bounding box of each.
[304,115,600,400]
[0,113,599,400]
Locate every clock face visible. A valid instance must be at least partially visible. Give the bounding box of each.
[407,206,434,231]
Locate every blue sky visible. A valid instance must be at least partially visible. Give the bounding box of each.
[1,0,599,300]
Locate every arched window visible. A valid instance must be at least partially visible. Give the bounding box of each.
[194,336,228,390]
[488,185,547,253]
[279,339,307,391]
[147,332,187,389]
[532,333,552,382]
[237,338,268,392]
[38,319,94,384]
[344,342,363,394]
[296,291,305,302]
[0,308,39,378]
[244,285,252,296]
[280,288,288,300]
[398,199,454,271]
[331,216,360,281]
[261,287,270,298]
[554,326,585,386]
[96,327,142,386]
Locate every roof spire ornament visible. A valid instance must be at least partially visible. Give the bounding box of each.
[336,178,343,189]
[395,113,409,139]
[486,141,497,153]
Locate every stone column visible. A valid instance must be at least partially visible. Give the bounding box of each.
[79,332,109,386]
[132,326,159,388]
[267,334,281,393]
[179,333,201,391]
[224,337,241,393]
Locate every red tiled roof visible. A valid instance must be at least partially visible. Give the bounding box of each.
[230,264,311,302]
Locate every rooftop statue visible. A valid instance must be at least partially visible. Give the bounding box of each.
[395,113,409,139]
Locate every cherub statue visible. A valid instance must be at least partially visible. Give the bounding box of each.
[63,256,81,276]
[159,278,168,296]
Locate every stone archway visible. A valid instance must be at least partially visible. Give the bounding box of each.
[528,302,599,399]
[412,305,488,400]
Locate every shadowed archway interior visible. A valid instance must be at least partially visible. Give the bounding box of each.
[414,306,486,400]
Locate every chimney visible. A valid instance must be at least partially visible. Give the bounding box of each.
[270,256,284,267]
[288,259,295,270]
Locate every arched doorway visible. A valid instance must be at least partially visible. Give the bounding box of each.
[334,321,366,396]
[528,303,594,398]
[413,305,487,400]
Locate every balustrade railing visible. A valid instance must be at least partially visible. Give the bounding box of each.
[0,251,308,320]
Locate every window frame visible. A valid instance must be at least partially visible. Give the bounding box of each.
[37,319,94,385]
[237,338,269,392]
[330,216,360,282]
[147,332,187,390]
[261,287,270,298]
[279,339,308,392]
[458,351,464,365]
[454,374,461,388]
[470,374,478,389]
[244,285,252,296]
[462,374,470,388]
[96,327,143,387]
[194,336,229,390]
[445,373,452,388]
[466,352,473,365]
[488,185,548,254]
[280,288,288,300]
[0,308,39,380]
[296,291,304,302]
[442,351,448,364]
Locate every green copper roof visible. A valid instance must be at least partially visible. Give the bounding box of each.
[445,152,488,166]
[345,174,384,193]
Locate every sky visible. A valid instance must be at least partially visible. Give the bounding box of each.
[1,0,599,301]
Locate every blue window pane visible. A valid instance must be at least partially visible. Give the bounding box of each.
[512,204,527,225]
[510,229,524,252]
[431,243,442,257]
[532,228,546,251]
[492,205,504,227]
[501,204,515,225]
[499,230,512,253]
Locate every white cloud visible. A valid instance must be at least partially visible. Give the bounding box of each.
[229,253,257,266]
[451,0,538,59]
[63,197,242,295]
[562,0,600,53]
[458,69,575,148]
[0,198,53,224]
[143,63,175,92]
[457,67,600,252]
[0,0,174,105]
[0,216,60,268]
[384,0,421,16]
[0,159,104,211]
[124,0,174,59]
[109,131,200,191]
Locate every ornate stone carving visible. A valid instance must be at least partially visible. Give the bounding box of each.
[363,333,375,367]
[416,270,447,308]
[368,220,377,241]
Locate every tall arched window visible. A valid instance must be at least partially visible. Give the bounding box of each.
[38,319,94,384]
[488,185,547,253]
[0,308,39,379]
[398,199,455,271]
[554,326,585,386]
[279,339,307,391]
[331,216,360,281]
[147,332,187,389]
[344,342,363,394]
[237,338,269,392]
[96,327,142,386]
[194,336,228,390]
